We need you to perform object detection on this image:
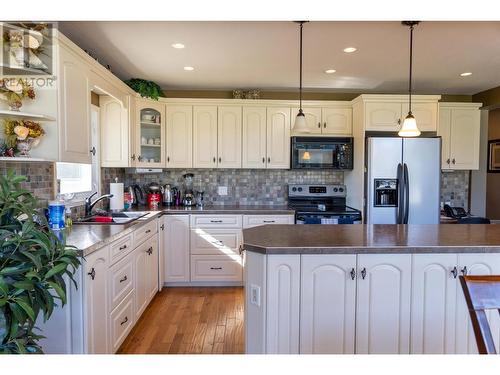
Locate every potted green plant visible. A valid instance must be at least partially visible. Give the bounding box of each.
[0,171,80,353]
[124,78,164,100]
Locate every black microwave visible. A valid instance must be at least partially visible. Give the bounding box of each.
[291,137,353,170]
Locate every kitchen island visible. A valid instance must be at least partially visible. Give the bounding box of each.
[242,224,500,355]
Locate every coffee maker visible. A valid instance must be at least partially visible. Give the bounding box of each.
[182,173,195,206]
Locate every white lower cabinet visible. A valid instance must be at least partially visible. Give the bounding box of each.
[110,290,135,353]
[266,254,300,354]
[300,255,356,354]
[355,254,412,354]
[411,254,458,354]
[164,215,191,283]
[191,254,242,282]
[135,235,159,318]
[84,246,110,354]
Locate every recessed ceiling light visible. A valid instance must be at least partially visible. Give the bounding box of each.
[343,47,357,53]
[171,43,185,49]
[325,69,336,74]
[460,72,472,77]
[183,66,194,71]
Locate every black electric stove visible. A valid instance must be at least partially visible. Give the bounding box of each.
[288,184,362,224]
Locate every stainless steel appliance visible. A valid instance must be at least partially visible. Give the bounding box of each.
[366,137,441,224]
[131,184,146,206]
[182,173,195,206]
[288,184,362,224]
[291,137,353,170]
[163,184,173,206]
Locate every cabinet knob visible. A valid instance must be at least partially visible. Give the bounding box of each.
[323,122,327,128]
[160,224,165,231]
[167,156,170,163]
[451,266,458,279]
[131,154,136,161]
[87,267,96,280]
[262,157,265,163]
[350,268,356,280]
[361,267,367,280]
[89,146,96,156]
[318,122,321,128]
[452,158,456,165]
[239,245,244,255]
[446,158,450,165]
[268,157,271,163]
[138,155,142,162]
[397,119,402,125]
[461,266,468,276]
[219,157,222,163]
[213,157,216,163]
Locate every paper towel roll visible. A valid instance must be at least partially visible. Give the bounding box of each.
[109,183,124,211]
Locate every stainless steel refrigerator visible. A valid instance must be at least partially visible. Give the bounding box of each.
[366,137,441,224]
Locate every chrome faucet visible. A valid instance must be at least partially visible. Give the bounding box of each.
[84,192,114,217]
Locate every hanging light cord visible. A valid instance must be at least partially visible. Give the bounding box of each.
[299,21,303,111]
[408,23,414,114]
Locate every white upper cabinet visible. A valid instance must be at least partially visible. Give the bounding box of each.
[217,106,242,168]
[411,254,458,354]
[58,44,92,164]
[365,102,402,131]
[100,96,129,167]
[401,102,438,132]
[166,105,193,168]
[242,106,267,168]
[266,107,291,169]
[193,106,218,168]
[300,255,356,354]
[322,108,353,135]
[135,99,166,167]
[291,107,322,135]
[356,254,412,354]
[438,103,481,170]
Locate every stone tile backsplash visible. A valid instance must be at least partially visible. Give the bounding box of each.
[0,161,54,205]
[440,170,470,210]
[120,169,344,205]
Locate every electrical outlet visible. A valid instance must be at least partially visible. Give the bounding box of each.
[218,186,228,196]
[250,284,261,306]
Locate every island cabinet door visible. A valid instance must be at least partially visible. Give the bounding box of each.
[455,253,500,354]
[300,255,357,354]
[355,254,412,354]
[266,254,300,354]
[410,254,458,354]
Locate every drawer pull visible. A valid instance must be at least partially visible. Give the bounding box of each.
[451,266,458,279]
[210,267,223,270]
[119,244,128,251]
[146,247,153,255]
[210,220,223,223]
[361,267,367,280]
[119,275,128,283]
[120,316,128,326]
[87,267,96,280]
[145,229,152,234]
[263,220,275,223]
[211,240,224,246]
[350,268,356,280]
[239,245,244,255]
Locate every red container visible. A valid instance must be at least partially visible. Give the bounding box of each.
[147,193,162,209]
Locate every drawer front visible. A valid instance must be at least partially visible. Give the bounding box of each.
[190,228,242,255]
[109,255,134,310]
[191,254,243,282]
[243,215,295,228]
[109,234,133,265]
[133,219,157,248]
[110,290,134,353]
[190,214,242,229]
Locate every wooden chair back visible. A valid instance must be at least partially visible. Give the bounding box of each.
[459,275,500,354]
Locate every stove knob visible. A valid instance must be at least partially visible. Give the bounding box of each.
[292,187,297,192]
[333,187,338,193]
[298,187,303,192]
[339,187,344,192]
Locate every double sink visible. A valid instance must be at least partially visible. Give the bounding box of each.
[75,211,150,225]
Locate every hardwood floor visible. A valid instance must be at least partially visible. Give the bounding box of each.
[118,287,245,354]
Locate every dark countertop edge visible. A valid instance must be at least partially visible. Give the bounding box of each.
[74,208,295,257]
[243,244,500,254]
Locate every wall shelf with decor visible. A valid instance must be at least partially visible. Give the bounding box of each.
[0,110,55,122]
[0,157,54,162]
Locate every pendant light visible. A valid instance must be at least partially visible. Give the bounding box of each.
[399,21,421,137]
[293,21,310,133]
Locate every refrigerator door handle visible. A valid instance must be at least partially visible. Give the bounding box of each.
[396,163,403,224]
[403,163,410,224]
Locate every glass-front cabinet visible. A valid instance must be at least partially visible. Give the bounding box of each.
[134,99,166,167]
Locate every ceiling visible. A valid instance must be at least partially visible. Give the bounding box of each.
[58,21,500,95]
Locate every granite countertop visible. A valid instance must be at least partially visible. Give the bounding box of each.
[242,224,500,254]
[66,205,295,256]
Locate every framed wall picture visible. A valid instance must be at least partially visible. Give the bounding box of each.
[488,139,500,173]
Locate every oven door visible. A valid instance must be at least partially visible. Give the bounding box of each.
[296,212,362,224]
[291,137,353,169]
